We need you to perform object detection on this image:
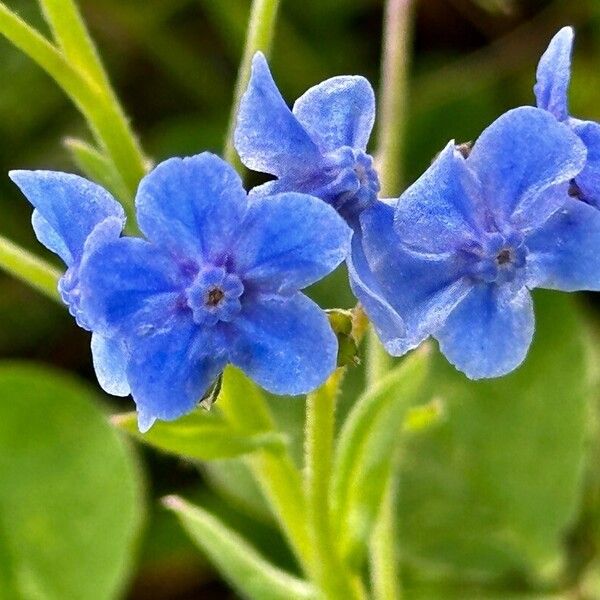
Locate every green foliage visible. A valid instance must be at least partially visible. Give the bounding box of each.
[0,363,143,599]
[64,137,131,206]
[114,410,288,460]
[165,495,315,600]
[332,346,432,566]
[398,291,592,584]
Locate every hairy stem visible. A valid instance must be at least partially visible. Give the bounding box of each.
[304,370,366,599]
[370,468,401,600]
[0,235,61,303]
[218,368,313,575]
[223,0,281,170]
[0,3,146,223]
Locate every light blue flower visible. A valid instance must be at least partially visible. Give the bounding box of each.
[78,152,351,431]
[9,170,131,396]
[234,52,380,222]
[353,107,600,379]
[535,26,600,207]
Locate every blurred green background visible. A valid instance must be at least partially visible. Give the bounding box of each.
[1,0,600,598]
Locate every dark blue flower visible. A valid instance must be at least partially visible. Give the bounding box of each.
[234,52,380,223]
[78,153,351,431]
[9,170,131,396]
[353,107,600,379]
[535,27,600,207]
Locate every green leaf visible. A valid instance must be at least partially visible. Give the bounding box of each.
[0,362,143,599]
[113,410,287,460]
[64,137,131,206]
[397,291,592,581]
[164,495,315,600]
[331,346,431,565]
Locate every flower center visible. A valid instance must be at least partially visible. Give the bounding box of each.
[185,266,244,326]
[206,287,225,307]
[320,147,381,219]
[496,248,512,266]
[466,232,527,284]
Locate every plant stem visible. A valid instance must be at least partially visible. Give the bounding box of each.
[218,368,313,575]
[366,0,414,389]
[223,0,281,170]
[366,326,392,388]
[304,369,366,599]
[37,0,112,92]
[376,0,414,197]
[0,235,61,303]
[370,468,401,600]
[0,3,146,223]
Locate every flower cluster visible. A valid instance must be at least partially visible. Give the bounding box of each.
[11,27,600,428]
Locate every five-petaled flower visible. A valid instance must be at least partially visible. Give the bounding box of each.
[535,27,600,207]
[10,170,131,397]
[353,107,600,379]
[235,52,380,223]
[73,153,350,431]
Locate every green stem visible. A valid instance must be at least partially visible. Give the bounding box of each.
[0,3,146,222]
[223,0,281,169]
[218,368,313,575]
[304,370,366,599]
[37,0,112,92]
[376,0,414,197]
[366,0,414,390]
[370,468,401,600]
[366,325,392,389]
[0,235,61,303]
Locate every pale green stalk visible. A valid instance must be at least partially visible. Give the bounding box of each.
[218,368,313,575]
[365,0,415,593]
[366,327,392,388]
[366,0,415,388]
[370,469,401,600]
[223,0,281,169]
[0,2,146,221]
[0,235,61,302]
[37,0,112,91]
[304,370,366,599]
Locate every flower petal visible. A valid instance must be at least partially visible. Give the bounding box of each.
[436,285,534,379]
[467,107,586,228]
[90,332,130,397]
[234,52,322,177]
[292,76,375,152]
[136,153,247,261]
[347,233,407,353]
[79,236,184,333]
[361,200,471,355]
[126,316,226,425]
[234,192,351,292]
[526,199,600,291]
[571,119,600,207]
[534,26,574,121]
[229,292,337,395]
[394,142,484,254]
[9,170,125,266]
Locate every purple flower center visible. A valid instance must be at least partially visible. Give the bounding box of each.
[464,231,527,284]
[185,266,244,326]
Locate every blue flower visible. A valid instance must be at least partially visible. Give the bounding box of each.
[353,107,600,379]
[535,27,600,207]
[78,152,351,431]
[9,170,131,396]
[234,52,380,223]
